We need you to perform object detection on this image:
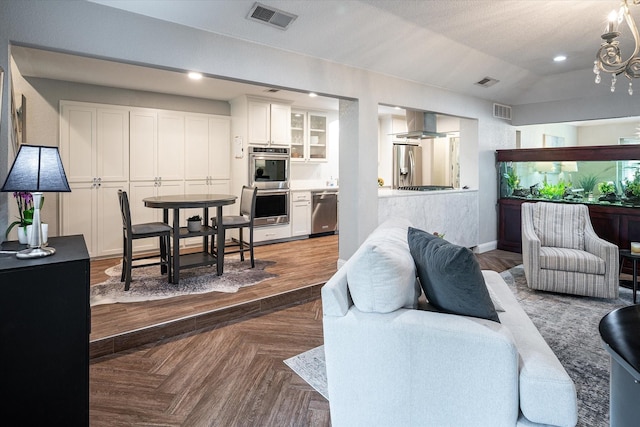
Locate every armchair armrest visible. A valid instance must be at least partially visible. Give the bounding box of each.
[521,204,541,282]
[584,223,619,283]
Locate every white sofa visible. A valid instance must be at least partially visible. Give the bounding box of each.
[322,218,577,427]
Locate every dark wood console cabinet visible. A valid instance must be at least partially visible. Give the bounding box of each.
[0,235,90,426]
[498,198,640,253]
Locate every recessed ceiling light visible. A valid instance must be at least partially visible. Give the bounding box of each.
[188,72,203,80]
[308,92,318,97]
[553,55,567,62]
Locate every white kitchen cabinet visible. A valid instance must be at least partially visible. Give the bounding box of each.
[253,223,291,243]
[291,191,311,237]
[130,109,185,182]
[248,99,291,146]
[291,110,328,162]
[185,114,231,181]
[60,101,233,257]
[59,102,129,257]
[60,180,127,258]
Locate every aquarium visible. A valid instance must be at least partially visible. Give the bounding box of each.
[496,145,640,207]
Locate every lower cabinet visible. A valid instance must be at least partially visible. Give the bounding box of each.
[60,180,126,258]
[254,223,291,243]
[0,235,90,425]
[291,191,311,237]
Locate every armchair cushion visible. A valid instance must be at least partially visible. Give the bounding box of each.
[532,202,585,250]
[408,227,500,323]
[540,247,606,275]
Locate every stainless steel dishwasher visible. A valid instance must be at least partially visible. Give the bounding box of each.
[311,190,338,235]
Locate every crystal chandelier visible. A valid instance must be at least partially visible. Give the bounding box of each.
[594,0,640,95]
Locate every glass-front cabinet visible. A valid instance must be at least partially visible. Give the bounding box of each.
[496,145,640,253]
[291,110,327,162]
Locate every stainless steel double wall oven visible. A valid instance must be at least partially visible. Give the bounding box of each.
[248,146,290,226]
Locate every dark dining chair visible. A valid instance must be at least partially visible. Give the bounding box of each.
[211,185,258,268]
[118,190,172,291]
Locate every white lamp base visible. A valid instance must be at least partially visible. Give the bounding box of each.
[16,246,56,259]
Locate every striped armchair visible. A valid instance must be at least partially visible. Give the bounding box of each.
[521,202,619,299]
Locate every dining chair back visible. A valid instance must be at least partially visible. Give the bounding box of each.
[211,185,258,267]
[118,190,172,291]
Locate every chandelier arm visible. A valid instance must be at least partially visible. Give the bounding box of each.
[596,0,640,79]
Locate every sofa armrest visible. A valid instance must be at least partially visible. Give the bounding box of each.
[323,308,520,426]
[321,263,351,317]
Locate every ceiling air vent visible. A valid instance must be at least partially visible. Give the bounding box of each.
[475,76,500,88]
[247,2,298,30]
[493,103,512,121]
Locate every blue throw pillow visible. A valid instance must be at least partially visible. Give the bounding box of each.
[408,227,500,323]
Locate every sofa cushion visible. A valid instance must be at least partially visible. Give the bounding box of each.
[408,227,500,323]
[346,218,420,313]
[533,202,585,250]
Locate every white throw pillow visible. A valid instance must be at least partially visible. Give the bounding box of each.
[347,239,419,313]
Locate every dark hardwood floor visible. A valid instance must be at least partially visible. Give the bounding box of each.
[89,237,521,426]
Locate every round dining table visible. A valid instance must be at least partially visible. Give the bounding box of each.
[143,194,237,284]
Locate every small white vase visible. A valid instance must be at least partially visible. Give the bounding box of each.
[17,226,28,244]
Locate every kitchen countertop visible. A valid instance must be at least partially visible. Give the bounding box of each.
[290,185,339,192]
[378,187,477,198]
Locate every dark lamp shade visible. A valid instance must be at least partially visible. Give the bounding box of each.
[1,145,71,192]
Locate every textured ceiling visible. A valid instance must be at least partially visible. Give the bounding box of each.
[16,0,640,108]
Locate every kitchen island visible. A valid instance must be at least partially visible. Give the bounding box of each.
[378,187,479,248]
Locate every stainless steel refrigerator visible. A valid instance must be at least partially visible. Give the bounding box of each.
[392,144,422,188]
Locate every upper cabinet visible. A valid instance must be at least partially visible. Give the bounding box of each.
[60,103,129,183]
[247,98,291,146]
[291,110,328,162]
[130,108,185,182]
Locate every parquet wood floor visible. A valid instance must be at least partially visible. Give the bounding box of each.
[89,246,522,426]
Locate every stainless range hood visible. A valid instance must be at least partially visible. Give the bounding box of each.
[394,110,447,140]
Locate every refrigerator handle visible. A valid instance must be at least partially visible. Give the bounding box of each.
[408,149,415,186]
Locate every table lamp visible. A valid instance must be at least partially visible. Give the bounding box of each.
[1,145,71,259]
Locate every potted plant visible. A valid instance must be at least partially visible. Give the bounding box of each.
[5,192,44,243]
[597,182,617,202]
[187,215,202,232]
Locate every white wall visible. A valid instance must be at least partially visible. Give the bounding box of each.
[516,123,578,148]
[577,122,639,146]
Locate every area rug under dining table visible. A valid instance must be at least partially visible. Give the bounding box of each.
[90,257,276,306]
[284,264,633,427]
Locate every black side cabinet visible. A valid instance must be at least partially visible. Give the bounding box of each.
[0,235,90,426]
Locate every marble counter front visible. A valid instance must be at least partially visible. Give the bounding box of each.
[378,188,479,248]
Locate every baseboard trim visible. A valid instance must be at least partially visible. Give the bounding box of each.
[474,240,498,254]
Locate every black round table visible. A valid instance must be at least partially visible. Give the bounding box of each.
[599,305,640,427]
[619,249,640,304]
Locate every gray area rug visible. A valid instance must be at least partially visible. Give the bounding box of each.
[285,265,634,426]
[90,257,276,306]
